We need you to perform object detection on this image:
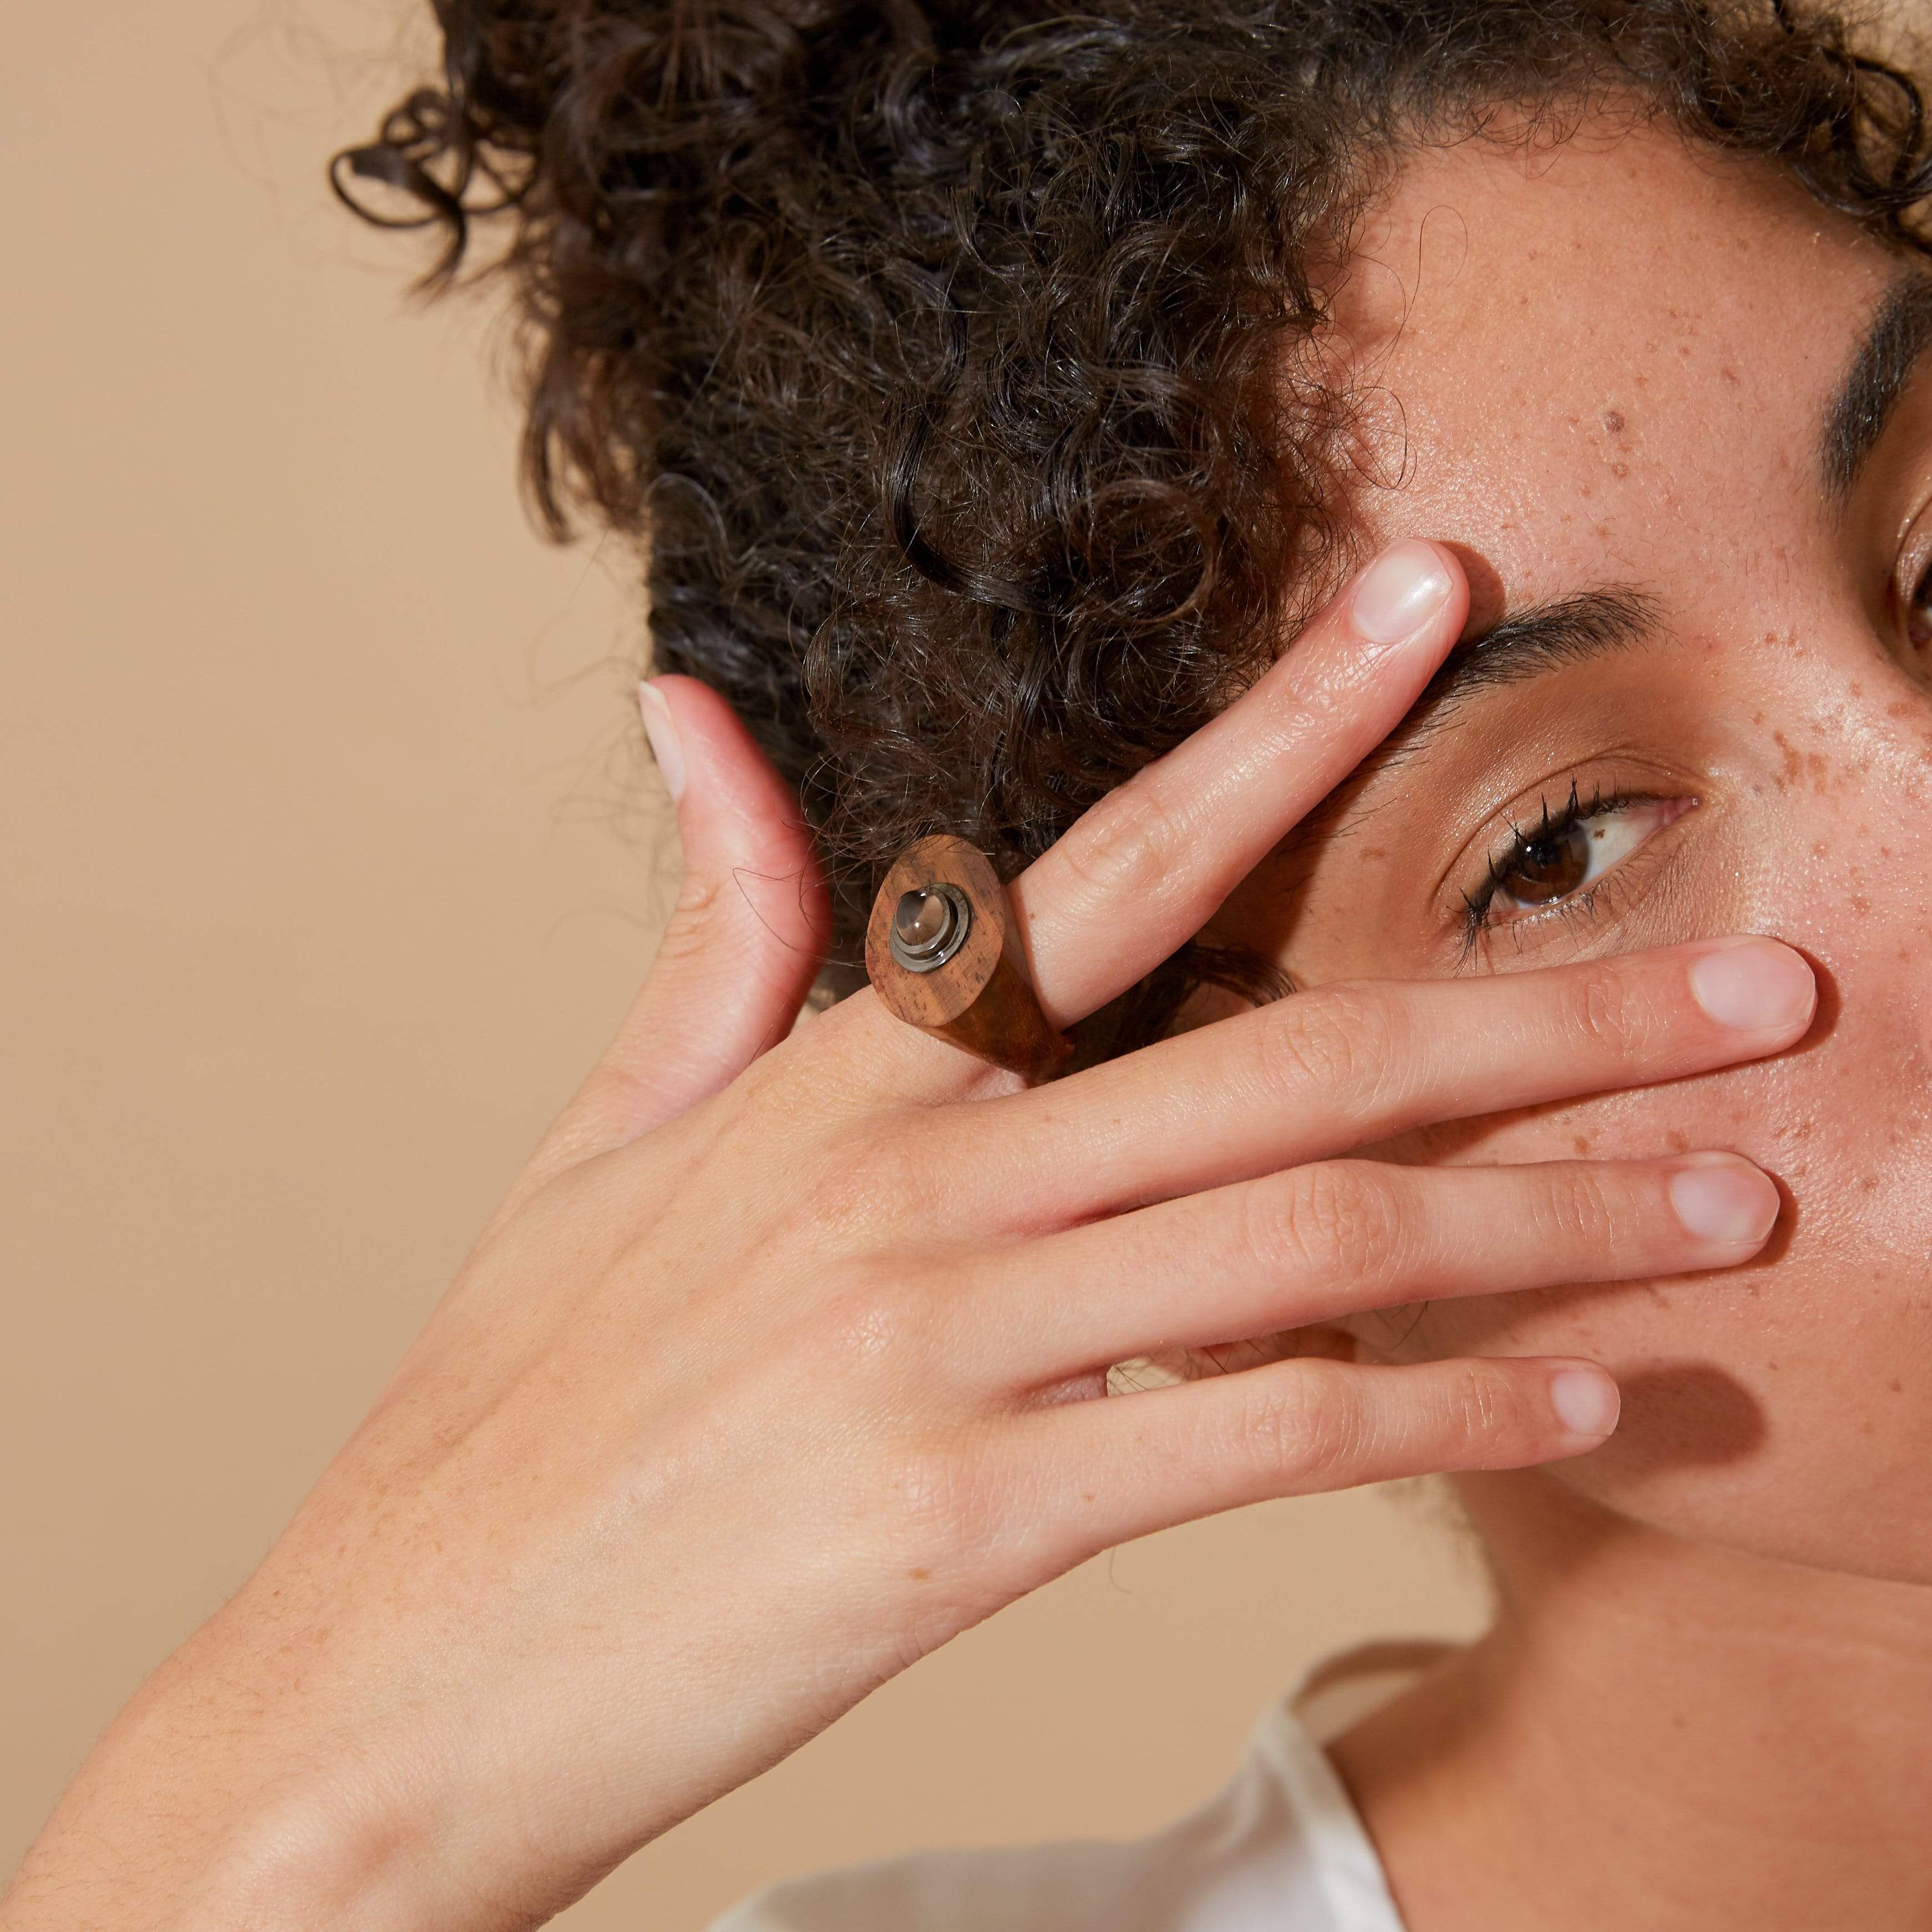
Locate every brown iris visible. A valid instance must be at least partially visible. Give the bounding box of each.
[1910,560,1932,653]
[1501,818,1592,905]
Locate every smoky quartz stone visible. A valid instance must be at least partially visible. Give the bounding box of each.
[889,884,972,972]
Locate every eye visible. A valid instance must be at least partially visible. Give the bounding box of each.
[1906,555,1932,656]
[1477,788,1694,928]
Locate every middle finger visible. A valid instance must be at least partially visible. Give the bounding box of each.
[927,935,1815,1229]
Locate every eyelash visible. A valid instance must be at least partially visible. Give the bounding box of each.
[1457,780,1649,957]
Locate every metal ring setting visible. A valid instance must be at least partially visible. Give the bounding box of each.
[888,883,974,974]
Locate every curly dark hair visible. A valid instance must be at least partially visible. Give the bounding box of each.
[336,0,1930,1039]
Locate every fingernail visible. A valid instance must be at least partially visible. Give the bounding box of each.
[1669,1156,1780,1245]
[1688,940,1814,1033]
[1549,1367,1620,1438]
[1349,540,1455,646]
[637,680,686,802]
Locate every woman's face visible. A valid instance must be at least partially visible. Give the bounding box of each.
[1222,123,1932,1582]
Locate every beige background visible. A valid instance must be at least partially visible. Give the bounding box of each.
[0,4,1489,1923]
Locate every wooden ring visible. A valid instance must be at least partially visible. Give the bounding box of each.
[864,835,1074,1081]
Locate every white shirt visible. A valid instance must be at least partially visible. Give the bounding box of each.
[709,1644,1445,1932]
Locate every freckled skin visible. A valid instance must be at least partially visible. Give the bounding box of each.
[1214,125,1932,1932]
[1225,128,1932,1583]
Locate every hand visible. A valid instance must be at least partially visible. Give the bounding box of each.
[3,542,1812,1932]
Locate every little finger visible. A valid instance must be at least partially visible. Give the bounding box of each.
[1026,1352,1620,1559]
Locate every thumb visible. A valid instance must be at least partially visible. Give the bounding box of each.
[527,676,831,1184]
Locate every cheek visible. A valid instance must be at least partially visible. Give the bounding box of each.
[1366,853,1932,1580]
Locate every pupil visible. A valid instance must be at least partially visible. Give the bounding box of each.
[1506,819,1591,905]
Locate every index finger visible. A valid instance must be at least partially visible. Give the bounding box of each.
[1010,540,1465,1027]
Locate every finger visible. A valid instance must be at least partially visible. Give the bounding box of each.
[1009,540,1466,1026]
[930,936,1815,1227]
[533,677,829,1176]
[975,1154,1778,1385]
[1021,1352,1620,1562]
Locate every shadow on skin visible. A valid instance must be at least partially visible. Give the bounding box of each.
[1606,1360,1769,1473]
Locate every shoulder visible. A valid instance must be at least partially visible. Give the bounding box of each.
[706,1678,1420,1932]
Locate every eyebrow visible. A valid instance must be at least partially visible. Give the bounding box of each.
[1822,273,1932,500]
[1357,278,1932,759]
[1410,585,1663,726]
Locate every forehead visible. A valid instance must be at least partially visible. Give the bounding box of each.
[1326,123,1899,612]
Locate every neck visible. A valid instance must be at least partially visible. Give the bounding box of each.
[1330,1473,1932,1932]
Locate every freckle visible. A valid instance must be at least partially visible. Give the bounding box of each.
[1852,895,1870,913]
[1890,1378,1904,1393]
[1573,1134,1592,1154]
[1362,847,1386,859]
[908,1567,930,1581]
[1667,1130,1690,1153]
[1889,701,1911,718]
[1864,1175,1881,1190]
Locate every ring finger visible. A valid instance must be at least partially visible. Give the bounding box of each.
[969,1153,1779,1388]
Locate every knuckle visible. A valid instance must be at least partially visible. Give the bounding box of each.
[808,1118,939,1235]
[809,1266,932,1377]
[652,871,731,967]
[1233,1364,1367,1486]
[1557,960,1656,1064]
[881,1429,1002,1563]
[1541,1164,1621,1250]
[1255,1163,1408,1286]
[1053,776,1179,910]
[1437,1361,1534,1456]
[1252,986,1402,1110]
